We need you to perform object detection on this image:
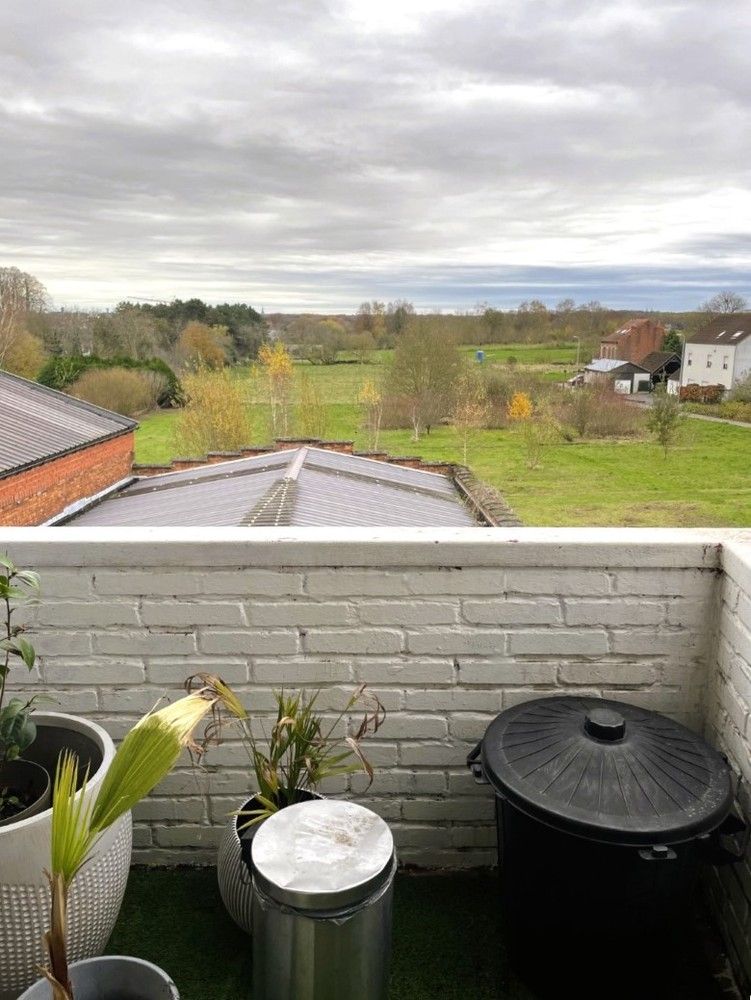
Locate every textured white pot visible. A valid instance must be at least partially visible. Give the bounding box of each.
[217,800,256,935]
[0,713,132,1000]
[217,791,321,935]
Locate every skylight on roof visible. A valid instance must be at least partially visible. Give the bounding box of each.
[732,330,744,339]
[717,331,727,338]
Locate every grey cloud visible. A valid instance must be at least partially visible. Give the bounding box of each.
[0,0,748,309]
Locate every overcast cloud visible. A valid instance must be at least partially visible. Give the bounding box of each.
[1,0,749,310]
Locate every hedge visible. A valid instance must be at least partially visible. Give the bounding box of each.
[37,355,183,407]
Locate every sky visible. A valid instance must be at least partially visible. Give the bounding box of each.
[1,0,750,312]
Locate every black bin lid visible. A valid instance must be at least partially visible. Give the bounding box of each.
[481,696,733,846]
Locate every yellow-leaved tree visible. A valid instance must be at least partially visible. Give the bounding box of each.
[258,341,294,438]
[358,378,383,451]
[173,367,253,456]
[506,391,533,422]
[178,322,231,369]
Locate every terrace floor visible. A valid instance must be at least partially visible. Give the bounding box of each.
[106,867,736,1000]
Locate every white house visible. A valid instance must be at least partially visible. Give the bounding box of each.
[681,315,751,391]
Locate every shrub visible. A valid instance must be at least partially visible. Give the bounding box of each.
[719,401,751,423]
[68,367,165,417]
[173,368,253,455]
[296,372,328,438]
[679,383,725,404]
[37,354,182,407]
[2,331,46,379]
[556,387,645,439]
[729,373,751,404]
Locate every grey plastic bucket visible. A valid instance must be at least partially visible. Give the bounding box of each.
[17,956,179,999]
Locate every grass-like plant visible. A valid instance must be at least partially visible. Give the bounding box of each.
[40,690,231,1000]
[188,674,385,828]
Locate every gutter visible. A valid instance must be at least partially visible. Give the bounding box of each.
[45,475,138,526]
[0,426,135,483]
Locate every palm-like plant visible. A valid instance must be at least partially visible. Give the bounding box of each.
[189,674,385,828]
[40,690,230,1000]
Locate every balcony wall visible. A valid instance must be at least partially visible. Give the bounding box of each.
[705,539,751,989]
[2,526,751,987]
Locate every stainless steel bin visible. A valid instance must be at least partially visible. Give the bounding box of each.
[251,799,396,1000]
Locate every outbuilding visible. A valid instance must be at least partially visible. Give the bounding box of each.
[0,370,136,525]
[583,358,651,394]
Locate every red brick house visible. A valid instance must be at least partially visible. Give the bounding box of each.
[599,319,666,364]
[0,371,136,525]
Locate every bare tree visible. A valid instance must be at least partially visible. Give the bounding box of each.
[700,291,748,315]
[0,268,48,367]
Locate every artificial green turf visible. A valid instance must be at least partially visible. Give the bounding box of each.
[106,867,724,1000]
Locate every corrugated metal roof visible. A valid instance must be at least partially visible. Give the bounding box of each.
[0,370,136,478]
[586,358,629,372]
[61,446,481,527]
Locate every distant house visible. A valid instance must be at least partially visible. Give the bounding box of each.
[0,370,136,525]
[599,319,666,364]
[583,358,651,394]
[681,316,751,391]
[639,351,681,388]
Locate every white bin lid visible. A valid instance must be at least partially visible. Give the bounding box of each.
[251,799,395,911]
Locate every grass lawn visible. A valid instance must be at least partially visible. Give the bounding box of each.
[460,343,579,365]
[106,866,723,1000]
[133,355,751,527]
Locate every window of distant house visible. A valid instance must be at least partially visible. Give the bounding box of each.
[723,356,729,369]
[687,354,692,366]
[707,358,712,367]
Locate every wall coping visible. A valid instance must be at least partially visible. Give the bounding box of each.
[1,527,749,568]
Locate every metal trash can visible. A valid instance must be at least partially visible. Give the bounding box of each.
[250,799,396,1000]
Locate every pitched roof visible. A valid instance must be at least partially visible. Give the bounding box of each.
[601,318,663,344]
[58,446,483,528]
[0,370,136,479]
[638,352,681,374]
[687,315,751,346]
[585,358,648,373]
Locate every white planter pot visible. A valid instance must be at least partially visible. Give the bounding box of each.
[217,791,321,935]
[0,712,132,1000]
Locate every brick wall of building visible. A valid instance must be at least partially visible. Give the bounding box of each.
[600,319,666,363]
[0,433,134,526]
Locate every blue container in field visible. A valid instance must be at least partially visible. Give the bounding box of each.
[475,350,485,363]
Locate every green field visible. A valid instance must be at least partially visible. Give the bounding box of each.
[134,352,751,527]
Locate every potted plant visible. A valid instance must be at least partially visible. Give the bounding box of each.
[199,673,386,934]
[0,556,47,826]
[0,555,129,1000]
[19,685,233,1000]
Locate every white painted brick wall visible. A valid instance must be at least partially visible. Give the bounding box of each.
[0,526,746,879]
[705,540,751,993]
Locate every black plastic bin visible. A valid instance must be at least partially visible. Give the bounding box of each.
[468,697,747,944]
